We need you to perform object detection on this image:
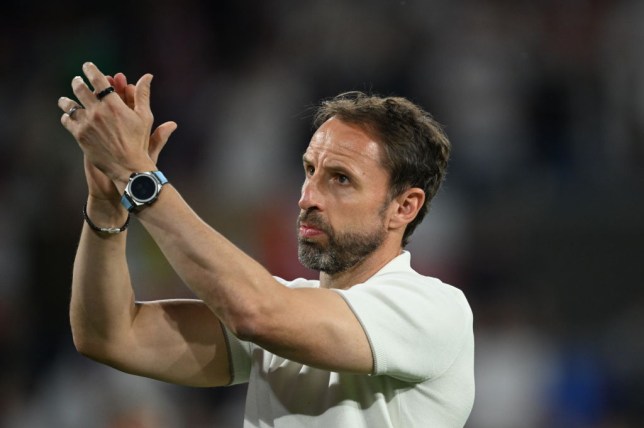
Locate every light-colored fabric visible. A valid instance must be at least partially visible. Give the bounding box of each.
[223,251,475,427]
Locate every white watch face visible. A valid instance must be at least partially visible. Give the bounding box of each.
[130,175,158,203]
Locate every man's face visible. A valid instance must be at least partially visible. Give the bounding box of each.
[297,117,392,274]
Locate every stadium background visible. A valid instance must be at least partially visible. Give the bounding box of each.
[1,1,643,426]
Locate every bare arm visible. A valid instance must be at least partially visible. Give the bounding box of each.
[61,62,373,379]
[135,187,373,374]
[60,72,231,386]
[70,198,231,388]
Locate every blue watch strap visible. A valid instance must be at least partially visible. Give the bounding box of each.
[152,170,169,185]
[121,193,136,212]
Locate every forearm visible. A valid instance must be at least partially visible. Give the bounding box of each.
[70,197,136,354]
[134,186,373,373]
[135,185,280,335]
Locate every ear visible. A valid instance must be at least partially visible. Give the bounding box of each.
[387,187,425,231]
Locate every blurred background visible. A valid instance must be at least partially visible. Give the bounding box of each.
[1,0,643,427]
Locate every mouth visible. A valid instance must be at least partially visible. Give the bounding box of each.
[298,223,325,239]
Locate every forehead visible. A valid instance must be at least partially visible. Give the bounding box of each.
[304,117,383,167]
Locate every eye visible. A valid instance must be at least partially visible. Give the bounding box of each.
[336,174,350,185]
[305,165,315,176]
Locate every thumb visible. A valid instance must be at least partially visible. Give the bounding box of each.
[149,121,178,161]
[134,73,154,114]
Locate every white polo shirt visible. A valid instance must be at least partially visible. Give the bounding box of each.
[224,251,475,427]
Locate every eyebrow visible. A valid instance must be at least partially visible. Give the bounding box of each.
[310,161,358,180]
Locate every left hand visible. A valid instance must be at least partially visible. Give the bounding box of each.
[59,62,160,191]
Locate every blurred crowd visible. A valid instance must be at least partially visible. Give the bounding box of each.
[1,0,643,427]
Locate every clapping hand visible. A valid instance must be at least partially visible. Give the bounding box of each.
[58,62,177,203]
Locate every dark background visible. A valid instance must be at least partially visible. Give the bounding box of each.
[1,1,643,427]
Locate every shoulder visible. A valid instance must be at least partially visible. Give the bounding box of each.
[333,253,473,381]
[347,251,471,317]
[346,268,472,330]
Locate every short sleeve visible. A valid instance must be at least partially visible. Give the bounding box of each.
[220,277,317,386]
[222,326,253,385]
[333,271,473,382]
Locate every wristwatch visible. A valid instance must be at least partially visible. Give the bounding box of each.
[120,171,168,212]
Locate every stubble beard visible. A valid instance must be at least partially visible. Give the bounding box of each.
[297,210,387,275]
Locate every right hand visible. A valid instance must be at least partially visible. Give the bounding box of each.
[85,72,177,203]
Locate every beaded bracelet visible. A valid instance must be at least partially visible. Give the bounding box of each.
[83,202,130,234]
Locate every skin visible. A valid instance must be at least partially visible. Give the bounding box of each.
[58,62,425,387]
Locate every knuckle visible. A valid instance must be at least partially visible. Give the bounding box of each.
[140,111,153,124]
[88,110,100,122]
[76,127,89,142]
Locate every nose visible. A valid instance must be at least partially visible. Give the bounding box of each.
[298,177,322,211]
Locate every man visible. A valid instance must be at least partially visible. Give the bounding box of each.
[58,62,474,427]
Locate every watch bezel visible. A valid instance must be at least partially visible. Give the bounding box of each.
[128,173,160,204]
[122,171,168,212]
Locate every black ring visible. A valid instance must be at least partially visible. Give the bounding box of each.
[96,86,115,101]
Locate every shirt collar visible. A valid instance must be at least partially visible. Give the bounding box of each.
[371,250,412,278]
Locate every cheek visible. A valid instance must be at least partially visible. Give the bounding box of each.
[329,191,389,227]
[333,206,384,232]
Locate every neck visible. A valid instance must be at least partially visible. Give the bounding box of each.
[319,243,403,290]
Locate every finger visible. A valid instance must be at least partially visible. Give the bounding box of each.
[149,121,178,159]
[60,104,81,132]
[114,73,128,90]
[125,84,136,109]
[112,73,128,101]
[134,74,153,115]
[58,97,86,125]
[57,96,82,113]
[71,75,98,107]
[82,62,117,103]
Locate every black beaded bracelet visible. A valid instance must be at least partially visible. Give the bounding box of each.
[83,202,130,234]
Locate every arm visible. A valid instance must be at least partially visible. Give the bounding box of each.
[72,198,230,387]
[61,62,373,376]
[135,187,373,374]
[60,78,231,387]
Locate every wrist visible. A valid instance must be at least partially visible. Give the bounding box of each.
[120,170,169,213]
[112,160,158,194]
[86,196,129,224]
[83,202,130,235]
